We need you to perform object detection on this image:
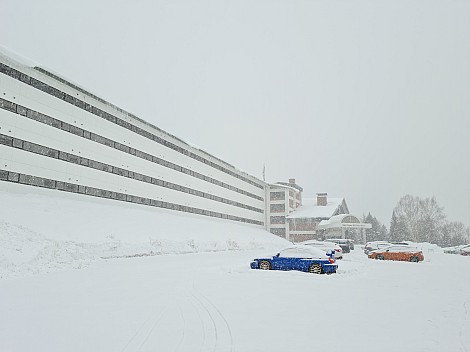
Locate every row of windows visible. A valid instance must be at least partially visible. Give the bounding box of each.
[270,191,285,201]
[0,133,264,214]
[0,169,264,226]
[270,203,286,213]
[33,66,203,159]
[289,222,317,231]
[0,97,263,202]
[0,63,265,190]
[287,218,316,224]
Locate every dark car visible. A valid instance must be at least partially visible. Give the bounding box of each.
[250,245,338,274]
[328,238,354,253]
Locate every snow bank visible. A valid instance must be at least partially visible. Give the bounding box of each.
[0,183,289,278]
[405,241,444,254]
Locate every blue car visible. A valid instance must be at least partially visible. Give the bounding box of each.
[250,245,338,274]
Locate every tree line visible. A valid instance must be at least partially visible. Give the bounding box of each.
[363,195,469,247]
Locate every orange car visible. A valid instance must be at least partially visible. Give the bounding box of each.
[368,245,424,262]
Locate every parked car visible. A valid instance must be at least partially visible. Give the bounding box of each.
[368,245,424,262]
[443,246,460,254]
[364,241,392,255]
[299,240,343,259]
[328,238,354,253]
[444,244,469,255]
[459,245,470,256]
[250,245,338,274]
[348,240,355,250]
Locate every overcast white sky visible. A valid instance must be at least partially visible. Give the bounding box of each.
[2,0,469,227]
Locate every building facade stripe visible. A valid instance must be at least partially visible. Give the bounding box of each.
[0,169,264,226]
[0,133,264,213]
[0,98,263,202]
[0,63,265,190]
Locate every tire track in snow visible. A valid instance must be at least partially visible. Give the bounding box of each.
[190,290,218,351]
[460,301,469,352]
[185,292,207,352]
[120,307,167,352]
[196,290,233,352]
[191,281,233,352]
[135,307,169,352]
[120,289,215,352]
[174,304,186,352]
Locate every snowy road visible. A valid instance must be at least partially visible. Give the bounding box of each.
[1,249,469,352]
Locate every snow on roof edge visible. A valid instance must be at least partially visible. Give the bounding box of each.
[0,45,38,68]
[286,197,345,219]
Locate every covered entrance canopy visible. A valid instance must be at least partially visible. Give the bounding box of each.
[317,214,371,243]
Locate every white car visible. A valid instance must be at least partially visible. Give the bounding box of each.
[299,240,343,260]
[459,245,470,256]
[444,244,469,255]
[364,241,392,255]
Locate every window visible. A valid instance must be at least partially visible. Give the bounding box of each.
[0,135,13,146]
[270,204,285,213]
[270,191,285,201]
[270,216,286,224]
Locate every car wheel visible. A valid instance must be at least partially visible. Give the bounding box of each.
[258,260,271,270]
[410,256,419,263]
[308,264,322,274]
[376,254,385,260]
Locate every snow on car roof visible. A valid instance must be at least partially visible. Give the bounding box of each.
[366,241,392,245]
[373,245,420,252]
[279,245,330,258]
[299,240,338,247]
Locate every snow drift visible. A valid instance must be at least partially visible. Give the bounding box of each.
[0,183,289,278]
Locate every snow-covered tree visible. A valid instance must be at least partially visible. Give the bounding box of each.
[391,195,445,243]
[379,224,388,241]
[389,210,408,242]
[439,224,453,248]
[362,212,388,242]
[418,197,446,244]
[441,221,469,247]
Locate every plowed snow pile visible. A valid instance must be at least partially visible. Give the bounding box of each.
[0,184,288,278]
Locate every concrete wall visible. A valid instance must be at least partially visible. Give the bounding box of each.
[0,54,266,227]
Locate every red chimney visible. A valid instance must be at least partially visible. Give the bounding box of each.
[317,193,327,206]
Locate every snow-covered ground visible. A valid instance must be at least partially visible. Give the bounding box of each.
[0,182,288,279]
[1,183,470,352]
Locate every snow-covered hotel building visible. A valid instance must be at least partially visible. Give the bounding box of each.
[0,50,369,241]
[266,179,303,238]
[0,52,266,227]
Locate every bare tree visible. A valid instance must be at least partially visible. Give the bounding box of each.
[441,221,469,247]
[390,195,445,244]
